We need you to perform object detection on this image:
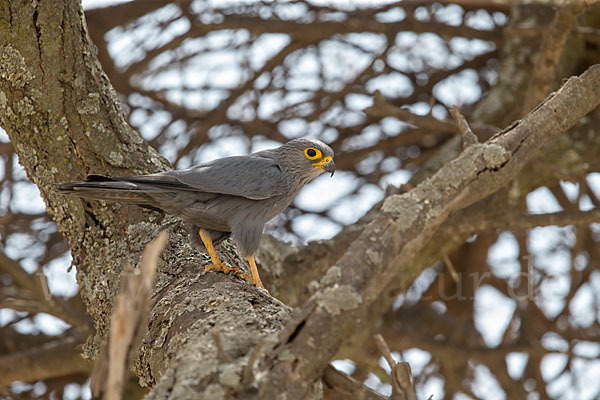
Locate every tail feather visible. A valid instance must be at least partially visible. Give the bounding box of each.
[54,175,156,205]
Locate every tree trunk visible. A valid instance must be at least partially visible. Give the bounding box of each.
[0,1,305,397]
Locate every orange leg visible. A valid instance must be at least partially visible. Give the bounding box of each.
[247,256,265,290]
[199,229,224,271]
[199,229,253,283]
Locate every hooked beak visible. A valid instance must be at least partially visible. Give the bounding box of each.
[313,158,336,177]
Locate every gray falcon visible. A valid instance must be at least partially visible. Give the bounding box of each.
[55,138,335,290]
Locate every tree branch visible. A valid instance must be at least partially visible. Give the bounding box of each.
[253,65,600,398]
[458,209,600,234]
[449,105,479,149]
[374,334,417,400]
[522,2,592,113]
[365,91,497,137]
[92,232,166,400]
[322,364,389,400]
[0,334,90,387]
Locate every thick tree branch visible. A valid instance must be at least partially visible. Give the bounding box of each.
[253,65,600,398]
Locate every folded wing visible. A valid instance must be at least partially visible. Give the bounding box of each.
[162,154,288,200]
[56,154,288,202]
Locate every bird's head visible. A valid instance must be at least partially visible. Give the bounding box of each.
[278,138,336,182]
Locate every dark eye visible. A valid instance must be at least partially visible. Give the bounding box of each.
[307,148,316,157]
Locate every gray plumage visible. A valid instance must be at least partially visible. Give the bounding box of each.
[55,138,335,257]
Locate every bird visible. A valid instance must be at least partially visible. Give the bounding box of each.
[54,138,335,291]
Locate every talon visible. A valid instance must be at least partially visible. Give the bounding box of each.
[203,262,257,286]
[221,264,240,274]
[234,270,254,284]
[204,262,240,274]
[204,263,224,273]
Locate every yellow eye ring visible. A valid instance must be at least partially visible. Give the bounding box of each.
[304,147,322,160]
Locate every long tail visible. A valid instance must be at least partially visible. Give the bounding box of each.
[54,174,161,208]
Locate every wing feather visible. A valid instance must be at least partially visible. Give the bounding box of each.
[160,154,287,200]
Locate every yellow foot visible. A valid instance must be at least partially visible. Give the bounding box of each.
[204,263,239,273]
[235,271,255,284]
[204,263,254,284]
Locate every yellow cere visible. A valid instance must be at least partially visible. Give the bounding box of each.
[312,155,333,169]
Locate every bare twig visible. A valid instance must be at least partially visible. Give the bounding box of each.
[322,364,389,400]
[365,91,496,138]
[449,105,479,149]
[442,253,459,283]
[374,334,396,372]
[242,339,265,385]
[212,328,232,363]
[365,91,458,133]
[375,334,417,400]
